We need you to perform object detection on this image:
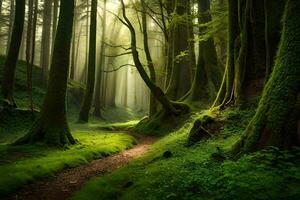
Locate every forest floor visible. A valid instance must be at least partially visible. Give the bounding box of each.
[12,134,157,200]
[71,108,300,200]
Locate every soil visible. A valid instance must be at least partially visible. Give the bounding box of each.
[10,134,157,200]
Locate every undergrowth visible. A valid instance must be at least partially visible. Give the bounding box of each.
[72,107,300,200]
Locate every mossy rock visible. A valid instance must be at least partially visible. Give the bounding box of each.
[187,115,223,146]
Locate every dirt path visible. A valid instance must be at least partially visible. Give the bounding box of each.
[11,134,157,200]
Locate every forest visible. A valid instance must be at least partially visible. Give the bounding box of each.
[0,0,299,199]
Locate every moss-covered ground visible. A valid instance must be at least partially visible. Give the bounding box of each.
[72,107,300,200]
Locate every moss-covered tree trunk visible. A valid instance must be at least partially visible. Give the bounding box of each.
[186,0,223,104]
[232,0,300,156]
[166,0,195,100]
[78,0,97,122]
[1,0,25,107]
[14,0,75,146]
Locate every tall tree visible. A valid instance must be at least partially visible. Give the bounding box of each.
[15,0,75,146]
[232,0,300,156]
[185,0,223,104]
[52,0,59,51]
[6,0,15,55]
[141,0,157,116]
[94,0,107,118]
[165,0,195,101]
[1,0,25,107]
[78,0,97,122]
[70,0,78,80]
[26,0,34,110]
[40,0,53,81]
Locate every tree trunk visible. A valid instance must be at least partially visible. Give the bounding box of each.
[40,0,53,81]
[84,0,89,84]
[212,0,239,108]
[264,0,286,81]
[166,0,195,100]
[6,0,15,55]
[70,0,77,80]
[94,0,106,118]
[15,0,75,146]
[28,0,38,110]
[141,0,157,117]
[1,0,25,107]
[52,0,59,52]
[26,0,34,110]
[232,0,300,156]
[78,0,97,122]
[186,0,223,103]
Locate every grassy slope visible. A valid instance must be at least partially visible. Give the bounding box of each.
[73,107,300,200]
[0,56,137,196]
[0,131,136,197]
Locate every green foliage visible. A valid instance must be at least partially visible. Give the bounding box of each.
[197,9,228,43]
[73,107,300,200]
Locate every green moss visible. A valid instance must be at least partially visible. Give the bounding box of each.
[233,0,300,155]
[134,103,190,136]
[0,131,136,197]
[98,120,139,131]
[71,108,299,200]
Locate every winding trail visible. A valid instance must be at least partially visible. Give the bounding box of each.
[12,134,157,200]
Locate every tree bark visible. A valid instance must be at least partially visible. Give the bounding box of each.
[1,0,25,107]
[6,0,15,55]
[186,0,222,103]
[15,0,75,146]
[78,0,97,122]
[232,0,300,156]
[166,0,195,100]
[26,0,35,111]
[52,0,59,51]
